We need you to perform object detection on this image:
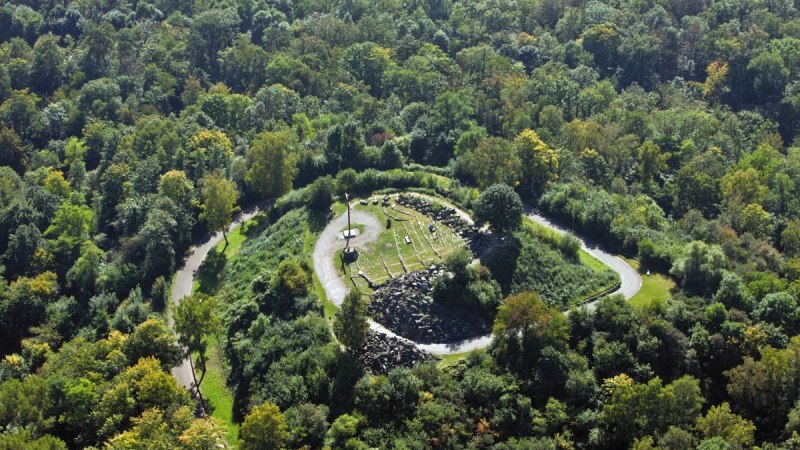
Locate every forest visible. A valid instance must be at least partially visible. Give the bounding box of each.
[1,0,800,448]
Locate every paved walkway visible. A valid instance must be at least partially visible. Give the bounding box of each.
[169,204,266,394]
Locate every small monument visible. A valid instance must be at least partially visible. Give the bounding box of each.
[343,193,359,262]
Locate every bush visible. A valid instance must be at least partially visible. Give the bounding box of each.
[559,234,580,262]
[307,176,335,211]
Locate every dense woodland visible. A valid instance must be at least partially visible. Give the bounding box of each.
[2,0,800,448]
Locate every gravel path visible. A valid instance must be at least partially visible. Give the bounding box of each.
[169,203,266,394]
[312,195,643,355]
[312,209,384,306]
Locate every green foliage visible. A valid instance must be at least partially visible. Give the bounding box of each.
[474,184,523,233]
[334,290,369,350]
[491,292,568,373]
[245,130,298,200]
[602,375,703,447]
[173,293,221,390]
[696,403,756,449]
[670,241,728,296]
[201,173,239,245]
[2,0,800,447]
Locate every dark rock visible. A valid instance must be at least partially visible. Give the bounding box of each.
[368,267,491,344]
[355,331,434,375]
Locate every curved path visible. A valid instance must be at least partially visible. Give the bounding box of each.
[523,205,642,302]
[170,203,266,393]
[312,194,642,355]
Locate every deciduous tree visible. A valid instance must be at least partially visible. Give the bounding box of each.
[201,173,238,247]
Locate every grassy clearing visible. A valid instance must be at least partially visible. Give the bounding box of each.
[339,197,467,293]
[623,258,676,308]
[437,349,483,366]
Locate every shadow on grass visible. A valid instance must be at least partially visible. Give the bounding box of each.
[308,208,331,233]
[197,247,227,294]
[480,235,521,295]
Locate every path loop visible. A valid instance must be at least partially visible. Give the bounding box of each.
[312,194,643,355]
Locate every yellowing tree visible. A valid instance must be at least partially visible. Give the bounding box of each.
[239,403,288,450]
[460,137,520,189]
[158,170,195,210]
[515,129,558,196]
[245,130,298,199]
[703,60,729,101]
[187,129,234,179]
[201,172,238,246]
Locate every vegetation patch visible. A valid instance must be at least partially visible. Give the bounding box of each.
[482,222,619,309]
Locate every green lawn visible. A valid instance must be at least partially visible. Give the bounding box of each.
[214,224,248,258]
[623,258,676,308]
[338,197,467,293]
[194,337,238,446]
[437,349,483,366]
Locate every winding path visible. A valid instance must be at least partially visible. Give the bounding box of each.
[312,194,642,355]
[169,204,266,394]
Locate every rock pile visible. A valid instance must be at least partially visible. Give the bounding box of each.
[356,331,433,375]
[368,267,491,344]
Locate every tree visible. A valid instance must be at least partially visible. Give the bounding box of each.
[30,34,65,95]
[178,416,231,449]
[638,140,668,193]
[325,121,366,173]
[696,403,756,449]
[95,358,192,441]
[492,292,568,373]
[670,241,728,295]
[602,376,703,447]
[0,374,53,433]
[188,9,240,79]
[342,42,393,96]
[270,258,312,310]
[474,184,523,234]
[245,130,298,199]
[0,126,26,174]
[582,24,620,74]
[714,272,754,312]
[721,169,767,207]
[173,293,221,409]
[748,52,790,103]
[725,337,800,430]
[285,403,329,449]
[239,403,288,450]
[124,318,183,370]
[334,290,369,351]
[79,22,115,80]
[201,173,239,246]
[737,203,773,239]
[782,220,800,257]
[459,137,520,189]
[306,176,335,211]
[515,129,559,197]
[66,240,104,294]
[158,170,195,212]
